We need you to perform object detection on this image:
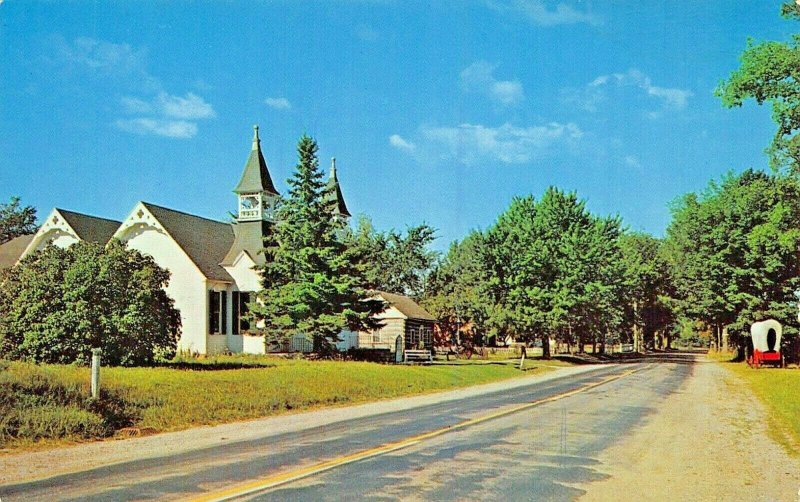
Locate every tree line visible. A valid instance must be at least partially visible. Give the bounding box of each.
[2,2,800,364]
[424,2,800,359]
[420,168,800,359]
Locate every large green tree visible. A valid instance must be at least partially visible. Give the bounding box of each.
[664,170,800,352]
[526,188,625,355]
[716,2,800,172]
[344,216,437,298]
[0,240,180,365]
[251,135,383,352]
[425,188,627,358]
[619,232,676,349]
[422,231,492,345]
[0,196,37,244]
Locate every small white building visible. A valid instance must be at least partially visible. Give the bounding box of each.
[355,291,436,361]
[0,126,353,355]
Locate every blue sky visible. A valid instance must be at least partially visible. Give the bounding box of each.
[0,1,795,250]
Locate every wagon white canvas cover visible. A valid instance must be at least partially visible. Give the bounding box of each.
[750,319,782,353]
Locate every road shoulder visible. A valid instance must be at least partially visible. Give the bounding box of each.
[579,359,800,501]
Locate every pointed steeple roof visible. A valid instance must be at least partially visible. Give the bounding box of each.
[233,125,279,196]
[327,157,351,218]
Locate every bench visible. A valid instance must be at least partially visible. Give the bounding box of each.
[403,349,432,363]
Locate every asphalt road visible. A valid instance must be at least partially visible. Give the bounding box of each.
[1,356,694,502]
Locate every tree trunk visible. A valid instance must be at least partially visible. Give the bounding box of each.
[542,335,551,359]
[722,325,729,352]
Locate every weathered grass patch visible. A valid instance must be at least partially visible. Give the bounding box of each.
[723,361,800,456]
[705,350,737,363]
[0,360,140,446]
[1,355,548,449]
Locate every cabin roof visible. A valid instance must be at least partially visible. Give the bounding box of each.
[376,291,436,321]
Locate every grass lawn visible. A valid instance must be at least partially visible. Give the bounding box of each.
[0,355,557,450]
[712,353,800,455]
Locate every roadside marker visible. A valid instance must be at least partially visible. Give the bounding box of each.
[190,366,641,502]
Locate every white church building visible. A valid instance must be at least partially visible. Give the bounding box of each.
[0,126,356,355]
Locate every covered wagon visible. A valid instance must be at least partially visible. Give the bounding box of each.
[747,319,784,368]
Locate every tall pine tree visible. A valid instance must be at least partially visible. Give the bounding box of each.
[251,135,383,353]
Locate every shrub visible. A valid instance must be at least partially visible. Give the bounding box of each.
[0,240,181,366]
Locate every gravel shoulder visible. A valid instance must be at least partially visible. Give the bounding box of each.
[0,363,601,486]
[580,357,800,501]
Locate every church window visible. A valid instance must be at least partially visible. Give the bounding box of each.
[232,291,251,334]
[208,291,228,335]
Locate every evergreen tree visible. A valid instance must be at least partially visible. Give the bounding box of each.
[251,135,383,353]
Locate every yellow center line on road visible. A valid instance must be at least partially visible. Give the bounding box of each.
[190,366,643,502]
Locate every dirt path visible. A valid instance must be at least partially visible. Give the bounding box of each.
[580,358,800,501]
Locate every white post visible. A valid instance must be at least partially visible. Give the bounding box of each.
[91,348,102,398]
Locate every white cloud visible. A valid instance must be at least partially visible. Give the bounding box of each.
[53,37,216,139]
[415,122,582,165]
[486,0,602,27]
[60,36,145,74]
[56,36,160,92]
[389,134,416,151]
[158,92,216,119]
[564,68,692,115]
[265,97,292,110]
[460,60,524,106]
[114,118,198,139]
[118,92,215,138]
[120,96,154,115]
[646,85,692,110]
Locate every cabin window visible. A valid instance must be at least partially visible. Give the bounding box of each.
[406,325,432,349]
[208,291,227,335]
[232,292,251,334]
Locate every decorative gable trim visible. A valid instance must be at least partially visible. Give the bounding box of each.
[114,202,225,283]
[20,208,81,258]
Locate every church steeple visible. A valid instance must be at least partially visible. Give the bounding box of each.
[327,157,351,220]
[234,125,280,222]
